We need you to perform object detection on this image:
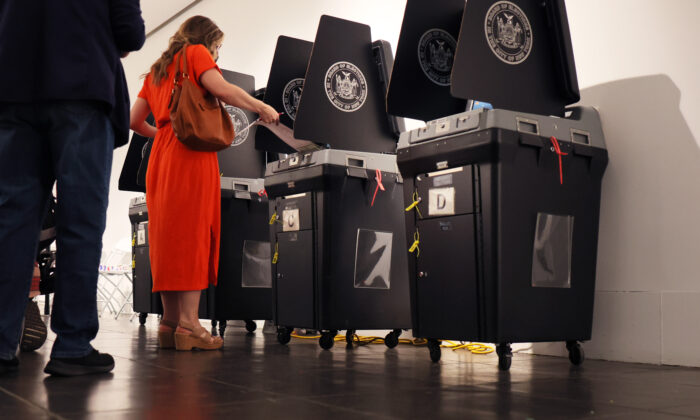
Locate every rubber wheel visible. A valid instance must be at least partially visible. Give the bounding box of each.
[567,341,585,366]
[384,330,399,349]
[277,327,291,345]
[345,330,355,345]
[245,320,257,333]
[319,332,335,350]
[138,313,147,325]
[498,354,512,371]
[218,321,227,338]
[496,343,512,371]
[428,339,441,362]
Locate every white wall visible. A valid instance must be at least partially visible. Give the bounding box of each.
[107,0,700,366]
[532,0,700,367]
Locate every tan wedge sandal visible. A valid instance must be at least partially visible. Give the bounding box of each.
[158,319,178,349]
[174,322,223,351]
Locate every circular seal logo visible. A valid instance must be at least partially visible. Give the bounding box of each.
[324,61,367,112]
[224,105,250,147]
[418,29,457,86]
[484,1,533,65]
[282,78,304,121]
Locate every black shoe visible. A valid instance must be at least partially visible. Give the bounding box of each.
[0,357,19,376]
[20,299,47,352]
[44,350,114,377]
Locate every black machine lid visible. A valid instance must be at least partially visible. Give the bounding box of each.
[256,36,315,154]
[293,15,399,154]
[218,69,266,178]
[118,114,154,193]
[450,0,580,117]
[387,0,469,121]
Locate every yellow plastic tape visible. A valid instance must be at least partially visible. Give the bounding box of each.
[408,231,420,257]
[272,242,279,264]
[405,192,423,219]
[269,212,278,225]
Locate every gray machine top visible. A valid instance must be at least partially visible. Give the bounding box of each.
[398,106,606,151]
[265,149,400,177]
[220,177,266,201]
[129,178,267,204]
[129,195,146,208]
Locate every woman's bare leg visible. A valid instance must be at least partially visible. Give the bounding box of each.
[159,291,179,332]
[177,290,201,328]
[175,290,221,344]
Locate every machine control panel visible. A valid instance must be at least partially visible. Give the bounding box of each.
[273,152,315,173]
[406,110,483,145]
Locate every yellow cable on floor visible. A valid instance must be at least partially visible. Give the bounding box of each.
[290,332,321,339]
[441,340,494,354]
[290,332,494,354]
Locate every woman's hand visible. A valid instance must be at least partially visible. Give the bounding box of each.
[201,69,282,124]
[258,103,280,125]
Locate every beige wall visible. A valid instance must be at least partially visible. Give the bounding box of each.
[105,0,700,366]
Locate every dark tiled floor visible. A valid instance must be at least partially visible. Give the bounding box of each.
[1,318,700,420]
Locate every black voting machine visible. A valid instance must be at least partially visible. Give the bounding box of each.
[388,0,608,369]
[258,19,411,350]
[214,70,272,336]
[122,70,273,335]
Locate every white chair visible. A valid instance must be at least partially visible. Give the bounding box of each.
[98,248,134,319]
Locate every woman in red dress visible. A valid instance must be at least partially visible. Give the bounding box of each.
[129,16,279,350]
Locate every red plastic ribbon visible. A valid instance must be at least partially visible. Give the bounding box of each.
[371,169,385,207]
[549,136,568,185]
[258,189,268,198]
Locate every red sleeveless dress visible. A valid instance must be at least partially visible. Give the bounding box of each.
[137,44,221,291]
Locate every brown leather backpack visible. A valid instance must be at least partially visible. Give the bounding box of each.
[168,45,235,151]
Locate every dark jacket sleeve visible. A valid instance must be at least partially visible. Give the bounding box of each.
[109,0,146,52]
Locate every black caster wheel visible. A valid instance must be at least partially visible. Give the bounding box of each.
[245,320,257,333]
[427,339,441,362]
[219,321,227,338]
[566,341,585,366]
[319,331,336,350]
[345,330,355,345]
[496,343,512,371]
[277,327,291,345]
[138,313,147,325]
[385,329,402,349]
[211,320,218,336]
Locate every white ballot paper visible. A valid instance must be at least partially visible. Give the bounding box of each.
[242,118,322,152]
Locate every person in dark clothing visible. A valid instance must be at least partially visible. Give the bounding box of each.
[0,0,145,377]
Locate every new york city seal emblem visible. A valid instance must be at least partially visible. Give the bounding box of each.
[485,1,533,65]
[224,105,250,147]
[282,78,304,121]
[418,29,457,86]
[324,61,367,112]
